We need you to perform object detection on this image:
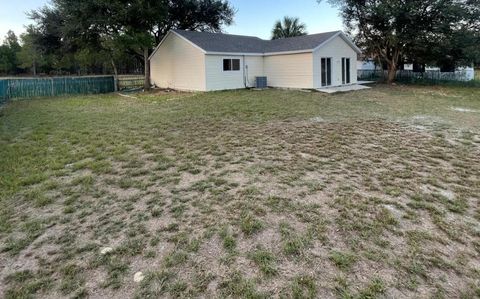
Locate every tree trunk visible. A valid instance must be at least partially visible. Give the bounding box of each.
[386,62,397,84]
[110,59,119,91]
[32,59,37,76]
[144,48,151,91]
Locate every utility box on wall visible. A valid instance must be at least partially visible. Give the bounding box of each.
[255,76,267,89]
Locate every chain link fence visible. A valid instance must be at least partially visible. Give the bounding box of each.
[358,69,477,86]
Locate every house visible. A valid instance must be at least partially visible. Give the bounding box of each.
[149,29,362,91]
[357,55,380,71]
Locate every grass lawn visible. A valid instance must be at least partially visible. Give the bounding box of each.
[1,85,479,298]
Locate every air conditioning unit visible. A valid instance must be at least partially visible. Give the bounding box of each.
[255,76,267,89]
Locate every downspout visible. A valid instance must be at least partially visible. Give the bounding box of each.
[242,55,247,88]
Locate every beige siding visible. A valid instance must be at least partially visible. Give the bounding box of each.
[263,53,313,89]
[150,33,206,91]
[313,35,357,88]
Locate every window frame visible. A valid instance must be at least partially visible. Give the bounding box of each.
[223,58,241,72]
[342,57,351,84]
[321,57,332,87]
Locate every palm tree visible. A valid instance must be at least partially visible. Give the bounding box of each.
[271,16,307,40]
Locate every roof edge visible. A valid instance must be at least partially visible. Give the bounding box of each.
[148,30,207,61]
[148,31,172,61]
[264,49,314,56]
[339,32,362,54]
[312,31,362,54]
[205,51,265,56]
[150,30,362,60]
[173,29,263,40]
[204,49,315,56]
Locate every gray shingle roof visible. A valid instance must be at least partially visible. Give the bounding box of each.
[172,30,266,53]
[171,29,343,54]
[263,32,341,53]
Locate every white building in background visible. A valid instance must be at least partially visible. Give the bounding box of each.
[357,59,379,71]
[358,59,475,81]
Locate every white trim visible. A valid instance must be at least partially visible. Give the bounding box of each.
[263,49,314,56]
[312,32,341,53]
[313,32,361,54]
[341,57,351,85]
[148,30,206,61]
[339,32,362,54]
[222,58,241,72]
[320,57,333,87]
[206,51,264,56]
[148,31,172,60]
[206,50,315,56]
[172,31,207,54]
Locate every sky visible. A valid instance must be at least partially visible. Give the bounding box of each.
[0,0,343,42]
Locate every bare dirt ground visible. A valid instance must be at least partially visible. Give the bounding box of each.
[0,84,479,298]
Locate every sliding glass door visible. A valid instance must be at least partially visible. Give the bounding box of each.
[321,58,332,87]
[342,58,351,84]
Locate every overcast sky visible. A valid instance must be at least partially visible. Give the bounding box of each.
[0,0,343,42]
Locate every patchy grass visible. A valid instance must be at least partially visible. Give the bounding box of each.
[1,84,480,297]
[248,246,278,276]
[330,250,357,271]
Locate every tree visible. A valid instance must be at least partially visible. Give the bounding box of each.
[426,1,480,71]
[144,0,235,89]
[0,31,21,75]
[322,0,480,83]
[4,31,21,52]
[427,29,480,72]
[17,26,46,75]
[39,0,235,90]
[27,6,75,75]
[0,46,13,74]
[271,16,307,40]
[153,0,235,42]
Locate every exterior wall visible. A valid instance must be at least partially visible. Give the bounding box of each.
[150,32,360,91]
[263,53,313,89]
[150,33,206,91]
[205,55,244,91]
[204,55,264,91]
[245,56,264,88]
[313,35,358,88]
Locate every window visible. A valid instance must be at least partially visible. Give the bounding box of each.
[223,59,240,71]
[321,58,332,86]
[342,58,351,84]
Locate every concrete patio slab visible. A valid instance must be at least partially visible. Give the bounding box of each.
[316,84,371,94]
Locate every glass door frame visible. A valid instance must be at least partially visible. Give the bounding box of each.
[321,57,332,87]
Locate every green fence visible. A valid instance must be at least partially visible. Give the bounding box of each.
[0,80,8,104]
[0,76,115,102]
